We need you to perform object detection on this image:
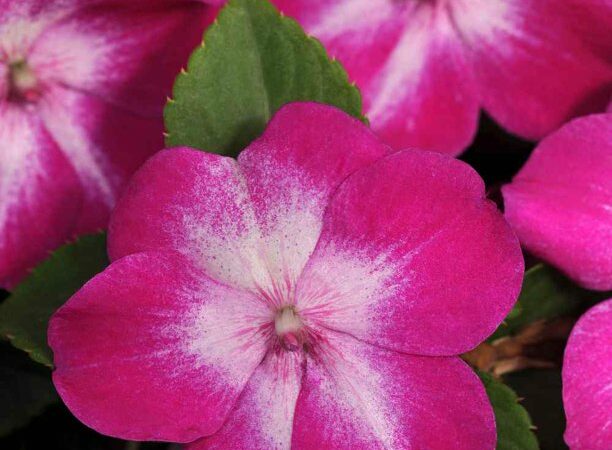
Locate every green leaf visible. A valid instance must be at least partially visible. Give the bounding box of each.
[0,234,109,367]
[0,343,57,436]
[165,0,364,156]
[504,369,567,450]
[490,264,609,340]
[479,371,539,450]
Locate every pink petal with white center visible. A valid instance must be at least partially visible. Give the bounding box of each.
[237,102,389,298]
[38,84,165,233]
[502,114,612,291]
[291,330,495,450]
[563,299,612,450]
[108,148,268,291]
[188,350,303,450]
[49,251,270,442]
[110,103,388,294]
[273,1,479,155]
[0,105,81,288]
[29,0,210,116]
[298,150,523,356]
[455,0,612,140]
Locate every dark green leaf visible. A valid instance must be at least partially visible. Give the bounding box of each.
[480,371,539,450]
[504,369,567,450]
[490,264,609,340]
[164,0,364,156]
[0,234,108,367]
[0,343,57,436]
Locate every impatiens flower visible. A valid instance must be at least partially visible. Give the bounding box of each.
[49,103,523,448]
[563,299,612,450]
[0,0,216,288]
[502,113,612,291]
[271,0,612,154]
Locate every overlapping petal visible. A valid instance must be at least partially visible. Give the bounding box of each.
[236,103,390,293]
[188,351,303,450]
[0,106,81,288]
[273,0,612,153]
[291,330,495,450]
[110,103,389,293]
[298,150,523,356]
[563,299,612,450]
[29,0,210,116]
[503,114,612,291]
[49,251,270,442]
[456,0,612,140]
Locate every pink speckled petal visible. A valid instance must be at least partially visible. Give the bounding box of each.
[274,1,479,155]
[29,0,210,116]
[188,351,303,450]
[108,148,269,291]
[236,102,390,295]
[563,299,612,450]
[298,150,523,356]
[503,114,612,291]
[291,330,495,450]
[456,0,612,140]
[39,84,165,233]
[49,251,269,442]
[111,104,388,292]
[0,106,81,288]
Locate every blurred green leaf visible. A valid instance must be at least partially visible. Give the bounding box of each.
[0,344,57,436]
[491,264,608,340]
[480,371,539,450]
[165,0,364,156]
[0,234,108,367]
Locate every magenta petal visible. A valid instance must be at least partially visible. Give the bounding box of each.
[458,0,612,139]
[273,2,479,154]
[563,299,612,450]
[237,102,390,290]
[291,330,495,450]
[503,114,612,291]
[30,0,210,116]
[298,150,523,356]
[188,351,303,450]
[39,84,165,233]
[108,148,266,290]
[0,106,82,288]
[49,251,269,442]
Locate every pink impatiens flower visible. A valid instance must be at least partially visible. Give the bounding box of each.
[0,0,216,288]
[563,299,612,450]
[502,113,612,291]
[271,0,612,154]
[49,103,523,448]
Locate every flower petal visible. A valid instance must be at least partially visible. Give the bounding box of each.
[0,105,81,288]
[236,102,389,293]
[563,299,612,450]
[39,84,165,233]
[297,150,523,356]
[188,350,303,450]
[49,251,269,442]
[502,114,612,291]
[108,148,268,291]
[273,2,479,154]
[110,103,388,293]
[29,0,210,116]
[455,0,612,140]
[291,330,495,450]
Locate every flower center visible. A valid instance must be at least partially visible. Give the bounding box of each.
[7,60,42,103]
[275,306,304,352]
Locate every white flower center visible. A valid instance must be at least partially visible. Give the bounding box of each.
[8,60,41,103]
[274,307,304,352]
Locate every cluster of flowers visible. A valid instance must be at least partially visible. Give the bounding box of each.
[1,1,610,449]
